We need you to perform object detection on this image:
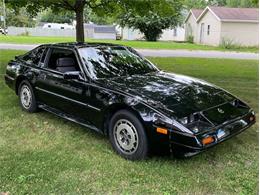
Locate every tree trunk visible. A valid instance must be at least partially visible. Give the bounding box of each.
[75,7,84,43]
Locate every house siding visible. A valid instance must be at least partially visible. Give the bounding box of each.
[185,15,198,41]
[220,22,259,46]
[196,11,221,46]
[160,28,185,41]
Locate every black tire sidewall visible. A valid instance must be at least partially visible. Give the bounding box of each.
[109,110,148,160]
[18,80,37,112]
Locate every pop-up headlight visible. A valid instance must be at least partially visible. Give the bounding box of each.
[178,113,213,134]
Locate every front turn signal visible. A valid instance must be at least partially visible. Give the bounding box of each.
[202,136,214,145]
[156,127,168,135]
[249,115,255,122]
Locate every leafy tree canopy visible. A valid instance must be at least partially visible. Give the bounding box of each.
[116,0,183,41]
[40,10,74,24]
[225,0,258,7]
[183,0,258,9]
[0,4,36,28]
[84,10,116,25]
[6,0,117,42]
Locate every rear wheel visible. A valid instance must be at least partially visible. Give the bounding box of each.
[18,80,37,112]
[109,110,148,160]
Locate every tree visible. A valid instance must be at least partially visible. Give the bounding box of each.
[183,0,258,9]
[183,0,209,9]
[40,9,74,24]
[117,0,183,41]
[5,7,36,27]
[252,0,259,6]
[85,10,115,25]
[225,0,259,7]
[6,0,116,42]
[183,0,228,10]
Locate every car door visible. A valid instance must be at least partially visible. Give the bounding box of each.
[35,47,99,127]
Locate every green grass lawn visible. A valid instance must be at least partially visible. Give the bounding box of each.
[0,50,258,194]
[0,35,258,53]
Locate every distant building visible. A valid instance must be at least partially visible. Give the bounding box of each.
[184,9,203,43]
[84,24,116,40]
[120,26,185,42]
[7,24,116,40]
[185,6,259,46]
[42,23,75,30]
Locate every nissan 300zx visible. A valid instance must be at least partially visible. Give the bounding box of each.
[4,43,256,160]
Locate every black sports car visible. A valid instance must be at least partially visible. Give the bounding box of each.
[5,43,255,160]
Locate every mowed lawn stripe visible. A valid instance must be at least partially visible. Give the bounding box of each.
[0,50,258,194]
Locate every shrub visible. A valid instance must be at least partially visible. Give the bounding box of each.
[18,30,30,36]
[187,35,194,43]
[220,37,241,49]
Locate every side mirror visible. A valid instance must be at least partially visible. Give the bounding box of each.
[63,71,81,80]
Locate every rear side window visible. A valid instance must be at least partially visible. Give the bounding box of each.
[22,46,45,66]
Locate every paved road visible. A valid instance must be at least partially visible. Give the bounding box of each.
[0,43,258,59]
[137,49,259,59]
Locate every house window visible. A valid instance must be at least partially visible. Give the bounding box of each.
[207,25,210,35]
[173,28,177,36]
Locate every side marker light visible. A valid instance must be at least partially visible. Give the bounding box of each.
[156,127,168,135]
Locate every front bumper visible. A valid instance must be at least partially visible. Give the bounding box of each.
[169,111,255,157]
[4,74,15,90]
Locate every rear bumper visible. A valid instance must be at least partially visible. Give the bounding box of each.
[169,111,255,157]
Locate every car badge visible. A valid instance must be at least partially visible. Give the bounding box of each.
[217,108,224,114]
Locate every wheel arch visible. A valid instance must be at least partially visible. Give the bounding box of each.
[15,75,29,95]
[102,103,146,136]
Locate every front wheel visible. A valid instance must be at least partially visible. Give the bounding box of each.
[18,80,38,113]
[109,110,148,160]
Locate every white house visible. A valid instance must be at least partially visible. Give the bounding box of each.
[184,9,203,43]
[184,6,259,46]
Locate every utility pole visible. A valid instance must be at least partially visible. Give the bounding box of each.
[2,0,6,29]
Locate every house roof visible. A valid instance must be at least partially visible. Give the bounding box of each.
[184,9,203,22]
[197,6,259,23]
[191,9,204,19]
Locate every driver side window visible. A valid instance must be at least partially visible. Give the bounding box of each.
[46,48,80,73]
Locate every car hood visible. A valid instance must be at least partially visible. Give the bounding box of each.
[98,71,236,119]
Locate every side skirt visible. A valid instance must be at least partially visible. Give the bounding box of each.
[38,104,103,134]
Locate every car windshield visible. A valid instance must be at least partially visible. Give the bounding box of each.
[78,46,158,79]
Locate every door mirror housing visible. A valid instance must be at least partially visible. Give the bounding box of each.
[63,71,81,80]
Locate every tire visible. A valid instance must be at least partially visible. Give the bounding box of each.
[108,109,148,160]
[18,80,38,113]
